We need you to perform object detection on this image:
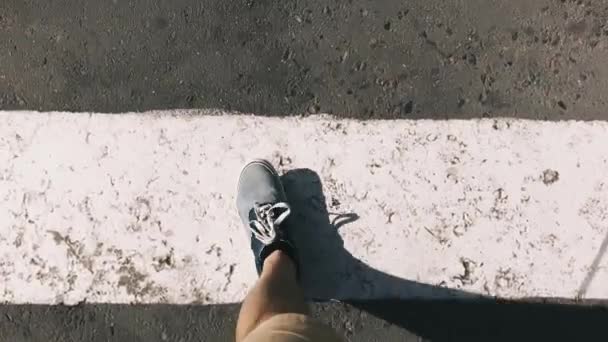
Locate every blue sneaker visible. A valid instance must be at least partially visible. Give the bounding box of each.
[236,159,299,275]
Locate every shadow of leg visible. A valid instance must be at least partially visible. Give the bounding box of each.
[281,168,478,301]
[281,168,608,341]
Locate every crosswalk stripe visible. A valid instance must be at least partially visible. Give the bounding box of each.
[1,111,607,304]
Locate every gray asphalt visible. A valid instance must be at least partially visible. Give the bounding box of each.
[1,300,607,341]
[2,0,608,119]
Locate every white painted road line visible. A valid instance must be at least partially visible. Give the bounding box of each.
[0,111,607,304]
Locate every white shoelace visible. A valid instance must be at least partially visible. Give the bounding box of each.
[249,202,291,245]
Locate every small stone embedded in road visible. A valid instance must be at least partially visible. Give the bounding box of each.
[542,169,559,185]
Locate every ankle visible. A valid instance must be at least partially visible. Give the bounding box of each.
[261,250,297,280]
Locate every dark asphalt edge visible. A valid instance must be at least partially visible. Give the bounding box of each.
[1,299,607,342]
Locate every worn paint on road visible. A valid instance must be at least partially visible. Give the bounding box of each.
[0,111,607,304]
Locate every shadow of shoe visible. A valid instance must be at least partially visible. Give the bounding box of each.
[281,168,607,341]
[281,168,478,301]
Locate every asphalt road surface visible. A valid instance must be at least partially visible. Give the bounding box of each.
[0,300,606,342]
[1,0,608,119]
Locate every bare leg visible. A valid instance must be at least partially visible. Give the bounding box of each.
[236,250,308,342]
